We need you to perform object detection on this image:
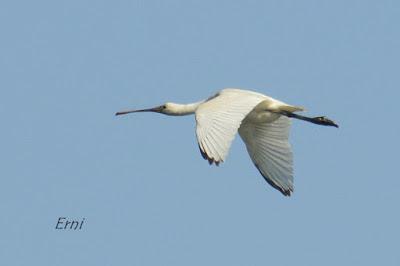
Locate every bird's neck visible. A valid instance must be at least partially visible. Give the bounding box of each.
[166,101,204,116]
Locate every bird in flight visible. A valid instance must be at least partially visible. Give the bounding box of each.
[116,88,338,196]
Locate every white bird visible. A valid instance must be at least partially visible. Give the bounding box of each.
[116,88,338,196]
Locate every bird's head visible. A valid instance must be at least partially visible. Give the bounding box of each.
[115,102,176,116]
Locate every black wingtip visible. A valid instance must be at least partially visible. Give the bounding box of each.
[198,144,208,160]
[254,163,293,196]
[266,179,292,197]
[198,144,222,166]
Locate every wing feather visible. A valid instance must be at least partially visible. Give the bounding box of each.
[239,116,294,196]
[195,89,265,165]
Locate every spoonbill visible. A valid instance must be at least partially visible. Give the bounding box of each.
[116,88,338,196]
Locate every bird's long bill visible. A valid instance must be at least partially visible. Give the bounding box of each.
[115,105,163,116]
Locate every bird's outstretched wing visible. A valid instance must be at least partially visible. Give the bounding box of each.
[239,116,293,196]
[195,89,265,165]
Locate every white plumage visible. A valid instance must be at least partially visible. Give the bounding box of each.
[116,88,338,196]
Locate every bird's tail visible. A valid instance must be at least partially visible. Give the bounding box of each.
[279,105,305,113]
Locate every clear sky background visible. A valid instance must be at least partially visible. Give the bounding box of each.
[1,1,399,265]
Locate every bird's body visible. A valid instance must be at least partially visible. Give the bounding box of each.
[116,88,338,196]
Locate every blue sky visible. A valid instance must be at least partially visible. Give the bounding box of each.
[1,0,399,265]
